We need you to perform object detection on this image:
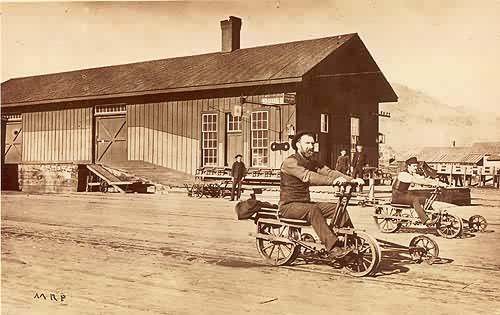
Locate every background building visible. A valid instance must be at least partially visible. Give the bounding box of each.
[1,16,397,192]
[396,141,500,188]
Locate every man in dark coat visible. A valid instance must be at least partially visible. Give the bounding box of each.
[230,154,246,201]
[335,149,350,175]
[279,131,363,259]
[351,144,367,179]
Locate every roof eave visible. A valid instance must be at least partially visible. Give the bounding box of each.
[1,77,302,108]
[378,91,398,103]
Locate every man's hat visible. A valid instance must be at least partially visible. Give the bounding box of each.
[234,154,243,158]
[405,156,418,165]
[291,131,315,151]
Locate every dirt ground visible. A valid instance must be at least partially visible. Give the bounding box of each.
[1,187,500,315]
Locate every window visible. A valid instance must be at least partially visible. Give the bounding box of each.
[202,113,218,166]
[1,113,21,121]
[251,111,269,166]
[320,113,329,133]
[350,117,360,153]
[227,113,242,132]
[95,104,126,116]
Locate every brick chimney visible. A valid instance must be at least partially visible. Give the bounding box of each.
[220,16,242,52]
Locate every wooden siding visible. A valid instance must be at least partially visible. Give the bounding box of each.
[23,107,92,162]
[128,94,296,175]
[297,40,384,169]
[359,102,379,167]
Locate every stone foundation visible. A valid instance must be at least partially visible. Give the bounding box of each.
[19,163,79,193]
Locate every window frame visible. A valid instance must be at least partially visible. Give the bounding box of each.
[201,113,218,166]
[250,110,269,167]
[226,112,242,133]
[350,116,360,153]
[320,113,329,133]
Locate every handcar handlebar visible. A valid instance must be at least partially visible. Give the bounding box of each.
[333,181,360,188]
[431,185,447,191]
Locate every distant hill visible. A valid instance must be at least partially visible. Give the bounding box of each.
[379,83,500,160]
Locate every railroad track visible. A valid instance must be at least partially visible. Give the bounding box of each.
[2,227,499,300]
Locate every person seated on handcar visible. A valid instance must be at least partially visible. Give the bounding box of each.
[392,157,448,225]
[280,131,364,259]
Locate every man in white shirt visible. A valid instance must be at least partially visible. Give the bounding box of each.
[392,157,448,225]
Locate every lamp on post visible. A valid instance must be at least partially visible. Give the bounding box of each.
[378,133,385,144]
[232,103,242,117]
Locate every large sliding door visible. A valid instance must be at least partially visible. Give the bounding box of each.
[95,105,127,163]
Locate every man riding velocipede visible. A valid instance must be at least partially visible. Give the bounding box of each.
[236,132,385,276]
[392,157,449,227]
[374,156,488,238]
[236,132,450,275]
[278,131,365,259]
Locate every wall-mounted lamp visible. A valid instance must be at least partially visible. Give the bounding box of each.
[378,133,385,144]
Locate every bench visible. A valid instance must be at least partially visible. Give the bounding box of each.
[195,166,281,184]
[185,179,235,198]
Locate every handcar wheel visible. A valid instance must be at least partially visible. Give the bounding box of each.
[400,213,412,227]
[373,206,401,233]
[409,235,439,264]
[342,231,381,277]
[468,215,487,233]
[99,181,109,193]
[436,213,463,239]
[195,184,204,198]
[255,222,299,266]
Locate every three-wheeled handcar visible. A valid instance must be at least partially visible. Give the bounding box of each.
[241,182,443,276]
[373,187,488,238]
[249,182,381,277]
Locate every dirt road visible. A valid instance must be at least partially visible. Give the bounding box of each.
[2,189,500,315]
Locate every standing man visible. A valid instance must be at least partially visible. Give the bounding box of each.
[230,154,246,201]
[351,144,367,179]
[351,144,367,191]
[279,131,364,258]
[335,149,350,175]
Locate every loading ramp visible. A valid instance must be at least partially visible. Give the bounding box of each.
[86,164,144,193]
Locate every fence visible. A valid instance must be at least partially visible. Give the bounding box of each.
[428,163,499,188]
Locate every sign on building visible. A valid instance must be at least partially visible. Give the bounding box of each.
[261,92,296,105]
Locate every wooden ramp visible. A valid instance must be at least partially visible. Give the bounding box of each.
[86,164,134,193]
[100,161,195,188]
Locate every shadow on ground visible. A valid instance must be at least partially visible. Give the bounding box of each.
[375,238,453,277]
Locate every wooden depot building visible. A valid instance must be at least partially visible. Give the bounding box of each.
[1,16,397,192]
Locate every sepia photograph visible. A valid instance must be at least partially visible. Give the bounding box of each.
[1,1,500,314]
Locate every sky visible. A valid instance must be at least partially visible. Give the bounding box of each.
[1,0,500,113]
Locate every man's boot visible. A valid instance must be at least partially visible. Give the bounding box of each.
[327,246,353,259]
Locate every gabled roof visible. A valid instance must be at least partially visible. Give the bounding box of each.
[1,33,371,107]
[471,142,500,154]
[488,154,500,161]
[400,146,486,164]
